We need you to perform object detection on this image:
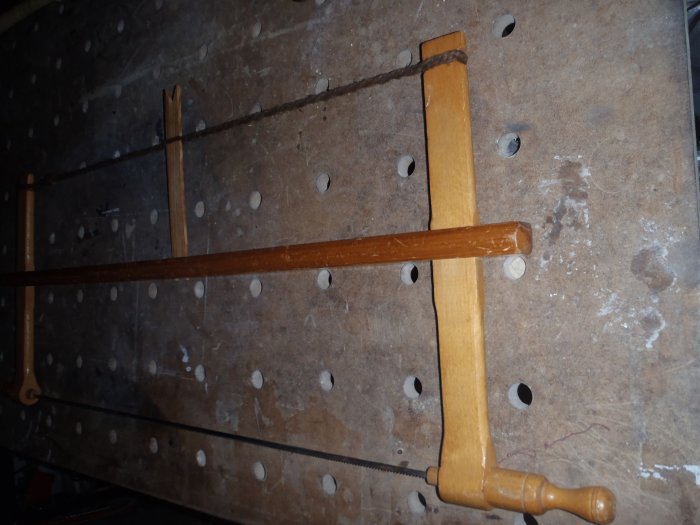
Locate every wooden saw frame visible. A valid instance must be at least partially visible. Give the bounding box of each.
[2,31,615,525]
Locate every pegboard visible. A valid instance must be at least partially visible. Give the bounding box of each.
[1,1,699,524]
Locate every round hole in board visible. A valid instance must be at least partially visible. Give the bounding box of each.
[400,263,419,285]
[196,449,207,467]
[514,513,539,525]
[76,289,84,303]
[397,155,415,178]
[508,382,533,409]
[319,370,334,392]
[253,461,267,481]
[314,76,329,94]
[194,200,205,218]
[251,369,264,390]
[321,473,337,495]
[111,218,119,232]
[75,421,82,435]
[150,209,159,225]
[251,21,262,38]
[492,13,516,38]
[408,491,427,514]
[316,269,332,290]
[149,437,158,454]
[76,355,83,369]
[194,280,205,299]
[77,225,85,239]
[110,286,118,301]
[315,172,331,194]
[249,190,262,210]
[396,48,413,68]
[503,255,527,280]
[194,364,205,382]
[497,132,521,158]
[249,278,262,298]
[109,429,117,444]
[403,376,422,399]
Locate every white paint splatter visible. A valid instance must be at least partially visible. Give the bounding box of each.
[641,307,666,350]
[597,293,620,317]
[179,345,189,363]
[639,464,700,485]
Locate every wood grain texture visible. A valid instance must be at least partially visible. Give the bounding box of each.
[163,86,188,258]
[0,222,532,287]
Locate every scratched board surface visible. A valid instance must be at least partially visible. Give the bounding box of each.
[0,1,699,524]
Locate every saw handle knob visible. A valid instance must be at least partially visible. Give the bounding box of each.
[484,468,615,525]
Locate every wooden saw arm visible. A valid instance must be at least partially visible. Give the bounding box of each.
[421,32,615,525]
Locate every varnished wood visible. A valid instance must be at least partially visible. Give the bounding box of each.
[0,222,531,287]
[163,85,189,258]
[12,173,40,405]
[421,32,614,524]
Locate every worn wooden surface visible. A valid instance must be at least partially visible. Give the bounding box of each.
[0,1,698,524]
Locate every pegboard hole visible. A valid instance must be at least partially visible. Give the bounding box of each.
[321,473,337,495]
[194,280,205,299]
[514,514,539,525]
[408,491,427,514]
[397,155,416,178]
[77,225,85,239]
[316,269,332,290]
[316,172,331,194]
[75,421,82,435]
[396,48,413,68]
[249,278,262,298]
[497,132,521,158]
[109,429,117,445]
[314,76,329,94]
[194,364,205,382]
[149,437,159,454]
[76,289,84,303]
[508,382,533,409]
[110,286,118,301]
[76,355,83,369]
[110,218,119,232]
[196,449,207,467]
[253,461,267,481]
[251,369,264,390]
[148,360,158,376]
[403,376,422,399]
[194,200,206,218]
[251,21,262,38]
[319,370,334,392]
[492,14,516,38]
[148,282,158,299]
[400,263,419,285]
[249,190,262,210]
[150,209,159,225]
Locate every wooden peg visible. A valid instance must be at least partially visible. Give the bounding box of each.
[13,173,40,405]
[163,85,189,258]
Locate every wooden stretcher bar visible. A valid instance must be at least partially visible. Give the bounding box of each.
[0,222,531,287]
[421,32,615,525]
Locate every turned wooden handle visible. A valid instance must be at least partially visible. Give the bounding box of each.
[484,468,615,525]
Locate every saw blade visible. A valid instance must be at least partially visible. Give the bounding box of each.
[40,395,427,480]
